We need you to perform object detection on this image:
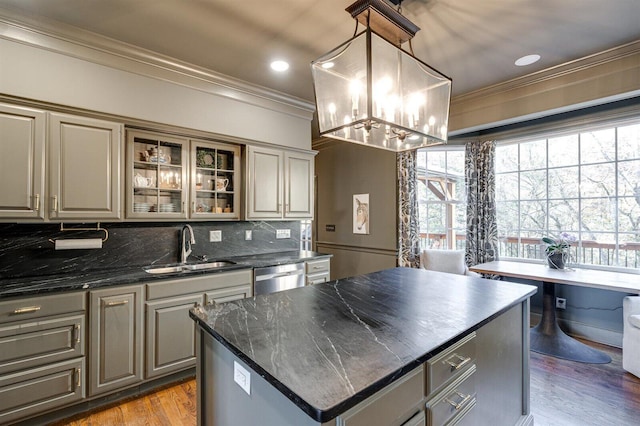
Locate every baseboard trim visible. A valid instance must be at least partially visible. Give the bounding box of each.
[530,312,622,348]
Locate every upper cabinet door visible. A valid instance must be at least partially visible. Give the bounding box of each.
[284,151,314,219]
[126,130,189,220]
[246,146,283,219]
[190,139,241,220]
[0,104,46,220]
[49,113,123,220]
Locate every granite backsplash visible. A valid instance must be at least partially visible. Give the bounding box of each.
[0,221,301,279]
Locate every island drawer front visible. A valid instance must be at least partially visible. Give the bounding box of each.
[425,332,476,395]
[0,357,85,424]
[426,365,476,426]
[337,365,424,426]
[0,292,86,324]
[146,269,252,300]
[0,314,85,375]
[305,258,330,274]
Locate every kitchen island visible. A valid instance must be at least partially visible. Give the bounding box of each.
[189,267,537,426]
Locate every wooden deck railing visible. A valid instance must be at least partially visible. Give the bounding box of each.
[419,233,640,269]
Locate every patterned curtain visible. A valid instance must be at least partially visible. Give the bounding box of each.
[465,140,498,267]
[398,151,421,268]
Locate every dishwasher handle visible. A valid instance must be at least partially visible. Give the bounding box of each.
[255,268,304,282]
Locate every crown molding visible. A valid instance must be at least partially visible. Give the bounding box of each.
[452,40,640,104]
[0,8,315,120]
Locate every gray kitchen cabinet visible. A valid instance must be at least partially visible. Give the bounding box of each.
[305,257,331,285]
[0,103,46,220]
[49,113,123,220]
[336,365,425,426]
[145,269,252,380]
[190,139,241,219]
[0,292,86,424]
[245,145,315,220]
[205,283,252,304]
[89,285,144,396]
[145,293,203,379]
[126,129,189,219]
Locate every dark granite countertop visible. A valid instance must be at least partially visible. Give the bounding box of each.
[0,250,331,299]
[190,267,537,423]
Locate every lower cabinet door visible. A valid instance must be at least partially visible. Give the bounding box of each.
[145,294,203,379]
[89,285,143,396]
[0,357,84,424]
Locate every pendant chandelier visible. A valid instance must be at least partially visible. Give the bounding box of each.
[311,0,452,151]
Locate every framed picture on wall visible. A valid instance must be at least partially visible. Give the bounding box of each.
[353,194,369,235]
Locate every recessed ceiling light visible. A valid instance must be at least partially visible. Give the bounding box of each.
[270,60,289,72]
[515,54,541,67]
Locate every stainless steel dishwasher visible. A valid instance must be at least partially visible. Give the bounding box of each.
[253,263,305,295]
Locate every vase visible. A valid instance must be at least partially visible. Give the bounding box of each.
[547,252,565,269]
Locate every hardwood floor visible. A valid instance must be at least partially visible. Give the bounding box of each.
[50,340,639,426]
[530,339,640,426]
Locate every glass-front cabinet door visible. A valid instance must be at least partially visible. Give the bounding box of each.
[127,130,188,219]
[190,140,240,219]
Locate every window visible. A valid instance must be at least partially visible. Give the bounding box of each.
[496,121,640,269]
[300,220,312,251]
[416,148,467,250]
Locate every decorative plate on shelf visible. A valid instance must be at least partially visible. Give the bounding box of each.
[197,150,215,168]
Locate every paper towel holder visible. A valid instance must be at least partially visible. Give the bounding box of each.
[48,223,109,244]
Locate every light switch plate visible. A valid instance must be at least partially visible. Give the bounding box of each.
[234,361,251,395]
[276,229,291,239]
[245,230,252,240]
[209,230,222,242]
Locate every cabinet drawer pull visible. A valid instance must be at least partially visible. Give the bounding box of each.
[445,353,471,370]
[312,265,324,270]
[13,306,41,314]
[34,193,40,212]
[75,367,82,390]
[445,390,472,411]
[52,195,58,212]
[72,323,81,346]
[105,300,129,307]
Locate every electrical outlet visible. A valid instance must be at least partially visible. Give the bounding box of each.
[556,297,566,310]
[245,230,252,240]
[276,229,291,239]
[233,361,251,395]
[209,230,222,242]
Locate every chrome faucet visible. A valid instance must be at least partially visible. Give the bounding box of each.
[180,224,195,264]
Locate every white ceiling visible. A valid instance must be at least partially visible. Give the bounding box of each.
[1,0,639,103]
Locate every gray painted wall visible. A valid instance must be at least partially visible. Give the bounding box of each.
[315,140,398,279]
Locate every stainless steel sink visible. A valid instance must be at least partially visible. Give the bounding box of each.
[144,260,236,274]
[183,261,236,271]
[144,265,186,274]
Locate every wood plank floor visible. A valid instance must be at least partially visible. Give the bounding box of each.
[51,340,640,426]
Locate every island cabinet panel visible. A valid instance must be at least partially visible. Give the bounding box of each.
[336,365,424,426]
[89,285,144,396]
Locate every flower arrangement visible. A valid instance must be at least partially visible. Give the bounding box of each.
[542,232,576,269]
